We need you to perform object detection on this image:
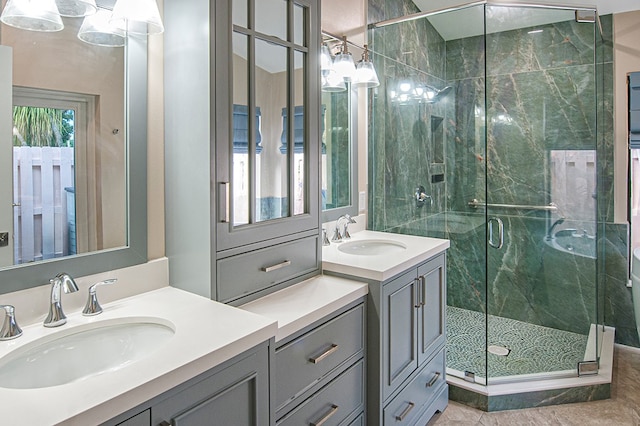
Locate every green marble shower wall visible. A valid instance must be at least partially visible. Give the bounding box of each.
[368,1,638,346]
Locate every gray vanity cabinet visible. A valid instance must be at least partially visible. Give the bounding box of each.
[326,253,447,425]
[274,300,366,425]
[164,0,321,304]
[108,342,270,426]
[212,0,322,305]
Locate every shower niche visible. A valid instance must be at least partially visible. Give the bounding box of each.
[369,1,613,411]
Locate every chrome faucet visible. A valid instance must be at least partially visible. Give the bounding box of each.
[83,278,117,316]
[415,185,433,208]
[546,218,565,240]
[44,272,79,327]
[0,305,22,340]
[332,214,357,243]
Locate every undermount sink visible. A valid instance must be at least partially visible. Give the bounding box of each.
[338,239,407,256]
[0,318,175,389]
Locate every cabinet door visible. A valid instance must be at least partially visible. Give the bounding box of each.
[417,255,446,365]
[382,269,419,400]
[214,0,320,251]
[152,347,269,426]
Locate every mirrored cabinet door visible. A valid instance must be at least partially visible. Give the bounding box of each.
[216,0,319,252]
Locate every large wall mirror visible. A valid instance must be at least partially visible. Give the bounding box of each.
[321,35,358,223]
[0,2,148,294]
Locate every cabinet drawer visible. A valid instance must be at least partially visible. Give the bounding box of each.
[277,359,365,426]
[217,236,318,303]
[275,304,365,411]
[383,349,446,425]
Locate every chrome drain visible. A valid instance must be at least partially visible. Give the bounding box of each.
[488,345,511,356]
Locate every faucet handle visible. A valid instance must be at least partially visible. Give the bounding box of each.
[0,305,22,340]
[322,228,331,246]
[82,279,117,316]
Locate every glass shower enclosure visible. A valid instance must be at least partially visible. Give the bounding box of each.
[369,2,606,385]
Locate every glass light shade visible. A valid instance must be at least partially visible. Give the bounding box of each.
[333,52,356,82]
[0,0,63,32]
[110,0,164,35]
[320,44,333,77]
[354,60,380,88]
[322,73,346,93]
[78,9,125,47]
[55,0,96,17]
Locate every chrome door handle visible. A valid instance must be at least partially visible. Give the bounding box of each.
[414,279,421,308]
[261,260,291,272]
[427,372,441,387]
[218,182,230,223]
[488,217,504,249]
[310,404,338,426]
[395,401,415,421]
[309,344,339,364]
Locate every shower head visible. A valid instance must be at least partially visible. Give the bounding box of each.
[432,86,452,102]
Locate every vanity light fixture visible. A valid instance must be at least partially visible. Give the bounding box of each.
[332,36,357,82]
[0,0,163,44]
[78,8,125,47]
[321,34,380,92]
[0,0,64,32]
[322,72,347,92]
[55,0,96,17]
[110,0,164,35]
[353,44,380,88]
[320,43,334,77]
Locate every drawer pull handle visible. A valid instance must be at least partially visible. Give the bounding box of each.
[310,404,339,426]
[159,422,171,426]
[310,343,339,364]
[427,372,441,387]
[395,402,415,421]
[261,260,291,272]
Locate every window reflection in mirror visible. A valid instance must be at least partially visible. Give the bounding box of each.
[0,11,126,269]
[231,0,308,227]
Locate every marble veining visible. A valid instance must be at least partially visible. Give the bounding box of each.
[368,3,634,349]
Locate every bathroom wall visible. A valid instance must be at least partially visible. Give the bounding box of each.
[367,0,449,232]
[367,1,639,346]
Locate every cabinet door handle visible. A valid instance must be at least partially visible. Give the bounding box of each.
[414,279,421,308]
[427,372,441,387]
[218,182,230,223]
[420,275,427,306]
[395,401,415,421]
[309,343,339,364]
[261,260,291,272]
[310,404,338,426]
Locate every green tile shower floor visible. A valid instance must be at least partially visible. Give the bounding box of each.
[446,306,589,379]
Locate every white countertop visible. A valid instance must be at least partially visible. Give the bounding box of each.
[322,230,450,281]
[0,287,277,426]
[241,274,369,342]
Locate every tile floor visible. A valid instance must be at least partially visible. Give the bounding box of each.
[428,344,640,425]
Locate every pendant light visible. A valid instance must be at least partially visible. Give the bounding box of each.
[354,44,379,88]
[322,72,346,92]
[320,43,333,77]
[55,0,96,17]
[0,0,64,32]
[110,0,164,35]
[78,8,125,47]
[332,36,356,82]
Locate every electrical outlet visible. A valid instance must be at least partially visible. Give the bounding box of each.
[0,232,8,247]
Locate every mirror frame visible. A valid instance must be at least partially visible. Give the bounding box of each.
[0,37,148,294]
[321,83,358,223]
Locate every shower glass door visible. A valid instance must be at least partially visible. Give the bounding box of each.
[484,4,598,382]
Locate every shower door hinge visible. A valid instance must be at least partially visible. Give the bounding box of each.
[464,371,476,383]
[577,360,599,376]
